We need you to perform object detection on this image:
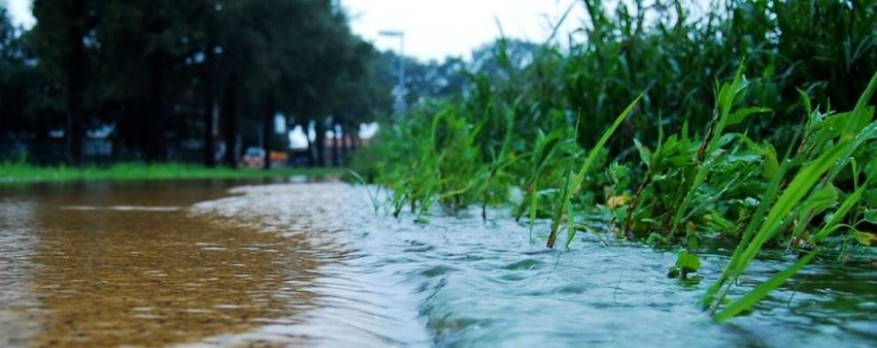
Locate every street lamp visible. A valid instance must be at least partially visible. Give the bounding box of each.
[378,30,406,116]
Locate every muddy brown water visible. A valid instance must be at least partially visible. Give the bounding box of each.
[2,180,876,347]
[1,181,322,347]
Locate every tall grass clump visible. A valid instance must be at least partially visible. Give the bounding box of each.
[353,0,877,321]
[702,71,877,322]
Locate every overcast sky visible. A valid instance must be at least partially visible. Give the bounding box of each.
[3,0,584,62]
[3,0,34,27]
[341,0,584,61]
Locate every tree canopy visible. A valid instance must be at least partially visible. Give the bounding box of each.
[1,0,395,166]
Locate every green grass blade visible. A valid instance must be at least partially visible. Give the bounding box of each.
[714,251,817,322]
[736,142,849,270]
[670,63,746,236]
[546,93,643,248]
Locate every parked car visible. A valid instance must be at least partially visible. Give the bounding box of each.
[241,147,265,168]
[269,151,289,168]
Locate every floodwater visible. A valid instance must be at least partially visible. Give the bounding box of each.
[1,181,876,347]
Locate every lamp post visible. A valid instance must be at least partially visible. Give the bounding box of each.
[378,30,406,116]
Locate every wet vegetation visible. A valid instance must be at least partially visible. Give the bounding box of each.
[3,0,877,339]
[355,0,877,321]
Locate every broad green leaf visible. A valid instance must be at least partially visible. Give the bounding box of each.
[865,209,877,224]
[675,251,702,273]
[634,138,651,167]
[762,142,779,180]
[804,184,839,213]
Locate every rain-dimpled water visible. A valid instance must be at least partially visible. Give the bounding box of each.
[1,180,876,347]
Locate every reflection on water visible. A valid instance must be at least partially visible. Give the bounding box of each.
[0,199,42,347]
[192,184,433,347]
[1,181,876,347]
[2,181,320,347]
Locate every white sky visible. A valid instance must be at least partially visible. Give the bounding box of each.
[3,0,35,28]
[342,0,584,61]
[3,0,585,62]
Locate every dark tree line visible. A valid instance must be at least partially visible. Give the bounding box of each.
[0,0,395,167]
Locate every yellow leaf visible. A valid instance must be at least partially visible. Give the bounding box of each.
[607,194,630,209]
[853,230,877,246]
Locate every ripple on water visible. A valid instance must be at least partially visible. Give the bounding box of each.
[0,183,327,347]
[418,265,458,278]
[501,258,544,270]
[231,184,875,348]
[6,182,875,347]
[190,183,434,347]
[0,199,43,347]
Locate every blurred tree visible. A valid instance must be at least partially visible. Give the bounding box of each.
[0,7,27,136]
[470,38,541,80]
[95,0,215,162]
[4,0,393,166]
[397,54,467,105]
[32,0,101,164]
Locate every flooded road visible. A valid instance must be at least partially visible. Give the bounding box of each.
[1,181,876,347]
[1,181,320,347]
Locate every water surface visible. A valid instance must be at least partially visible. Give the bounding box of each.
[2,181,319,347]
[1,181,875,347]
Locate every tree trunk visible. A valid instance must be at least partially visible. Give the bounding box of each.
[65,0,86,165]
[146,51,166,162]
[352,126,360,152]
[314,119,326,167]
[262,92,274,170]
[340,122,349,160]
[201,42,217,167]
[303,121,314,166]
[332,123,341,166]
[345,122,355,154]
[142,5,171,163]
[222,75,240,168]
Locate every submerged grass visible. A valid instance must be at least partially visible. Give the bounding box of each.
[0,161,342,184]
[705,70,877,321]
[360,64,877,318]
[354,0,877,322]
[361,69,877,322]
[548,94,643,248]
